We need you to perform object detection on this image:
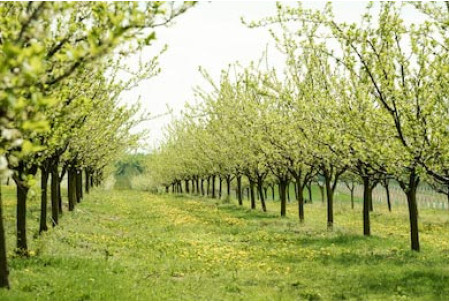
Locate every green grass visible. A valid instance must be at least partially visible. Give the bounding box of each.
[0,185,448,300]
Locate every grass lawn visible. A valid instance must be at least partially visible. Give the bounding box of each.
[0,186,448,300]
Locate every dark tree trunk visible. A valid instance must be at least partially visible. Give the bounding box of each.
[50,160,60,226]
[68,167,77,211]
[90,175,94,188]
[264,187,267,200]
[76,169,82,203]
[39,166,49,234]
[219,177,222,198]
[0,185,9,288]
[236,175,243,206]
[385,183,392,212]
[206,177,210,196]
[287,182,291,202]
[350,188,355,209]
[201,179,205,196]
[295,176,305,223]
[85,168,90,194]
[279,179,287,217]
[401,171,420,252]
[226,176,231,197]
[165,186,169,193]
[257,176,266,212]
[58,188,63,215]
[324,176,334,230]
[271,185,275,201]
[212,175,216,198]
[306,182,312,203]
[192,179,195,194]
[95,173,100,187]
[185,179,190,194]
[196,177,199,195]
[362,176,372,236]
[16,181,29,255]
[249,179,256,209]
[406,185,420,251]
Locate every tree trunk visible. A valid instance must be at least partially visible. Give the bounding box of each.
[306,182,312,203]
[350,188,355,210]
[264,187,267,200]
[279,180,287,217]
[403,172,420,252]
[385,183,392,212]
[257,177,266,212]
[16,181,29,255]
[0,185,9,288]
[249,179,256,209]
[237,175,243,206]
[206,177,210,196]
[68,167,77,211]
[76,169,82,203]
[287,182,291,202]
[50,160,60,226]
[271,185,275,201]
[406,186,420,251]
[212,175,216,198]
[295,176,304,223]
[219,177,222,198]
[226,176,231,197]
[58,187,63,215]
[39,166,49,234]
[362,176,372,236]
[201,179,205,196]
[324,176,334,230]
[85,168,90,194]
[185,179,190,194]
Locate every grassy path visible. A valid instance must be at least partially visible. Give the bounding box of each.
[0,188,448,300]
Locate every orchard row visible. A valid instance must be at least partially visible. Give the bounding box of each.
[0,2,194,289]
[149,2,448,255]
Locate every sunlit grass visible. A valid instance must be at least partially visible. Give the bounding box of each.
[0,186,447,300]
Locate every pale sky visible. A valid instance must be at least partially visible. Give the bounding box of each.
[118,1,422,151]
